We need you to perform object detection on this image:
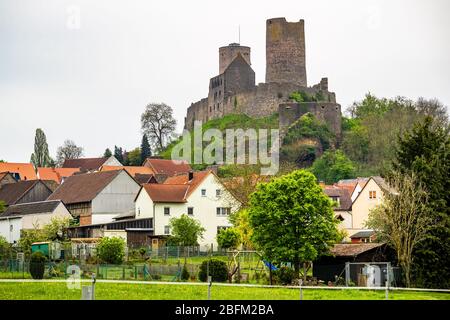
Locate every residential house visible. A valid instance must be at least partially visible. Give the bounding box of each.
[0,172,17,188]
[62,156,122,172]
[134,170,240,250]
[0,200,71,243]
[350,230,377,243]
[37,167,80,184]
[0,180,54,207]
[350,176,391,237]
[0,163,37,181]
[143,158,192,176]
[47,170,141,226]
[323,186,353,233]
[99,165,157,185]
[335,178,369,202]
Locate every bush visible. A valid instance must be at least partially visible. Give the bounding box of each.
[181,264,190,281]
[198,259,228,282]
[30,251,47,279]
[217,228,241,250]
[96,237,125,264]
[276,266,296,285]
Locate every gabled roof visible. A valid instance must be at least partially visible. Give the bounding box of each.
[143,159,192,176]
[62,157,109,172]
[0,200,64,219]
[0,172,17,183]
[330,243,384,257]
[141,184,189,203]
[100,165,155,176]
[47,170,124,204]
[0,180,50,205]
[163,171,210,199]
[352,176,394,204]
[37,167,80,184]
[134,173,157,185]
[0,163,37,180]
[350,230,376,239]
[324,186,352,211]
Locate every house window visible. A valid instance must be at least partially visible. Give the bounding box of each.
[164,226,170,235]
[10,225,13,232]
[137,208,141,217]
[164,207,170,215]
[216,207,231,216]
[188,207,194,215]
[369,191,377,199]
[216,189,221,197]
[201,189,206,197]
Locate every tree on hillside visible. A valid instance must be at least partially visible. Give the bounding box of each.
[367,171,432,287]
[30,128,52,168]
[103,148,112,158]
[392,116,450,288]
[56,140,84,167]
[310,149,355,184]
[168,214,205,263]
[415,97,449,127]
[248,170,340,280]
[141,102,177,152]
[140,135,152,164]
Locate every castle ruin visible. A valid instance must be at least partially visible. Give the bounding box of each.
[184,17,341,138]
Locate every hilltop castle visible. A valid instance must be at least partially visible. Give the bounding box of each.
[184,18,342,138]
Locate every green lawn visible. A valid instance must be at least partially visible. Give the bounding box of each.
[0,282,448,300]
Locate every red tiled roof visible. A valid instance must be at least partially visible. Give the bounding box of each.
[143,159,192,176]
[163,171,210,198]
[62,158,109,171]
[37,167,80,184]
[0,163,37,180]
[141,184,189,203]
[47,170,123,204]
[100,165,155,176]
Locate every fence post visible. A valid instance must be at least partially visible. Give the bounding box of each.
[207,276,212,300]
[299,279,303,300]
[345,262,350,287]
[385,262,390,300]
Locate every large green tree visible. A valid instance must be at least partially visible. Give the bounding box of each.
[392,116,450,288]
[168,215,205,263]
[30,128,52,167]
[248,170,340,279]
[310,149,355,184]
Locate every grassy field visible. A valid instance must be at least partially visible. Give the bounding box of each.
[0,282,448,300]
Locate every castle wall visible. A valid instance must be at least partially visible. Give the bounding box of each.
[278,102,342,139]
[266,18,307,86]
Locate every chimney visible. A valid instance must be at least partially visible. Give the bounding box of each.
[188,171,194,181]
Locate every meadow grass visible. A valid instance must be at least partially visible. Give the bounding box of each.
[0,282,448,300]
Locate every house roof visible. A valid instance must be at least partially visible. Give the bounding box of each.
[0,163,37,180]
[134,173,157,185]
[37,167,80,183]
[62,157,109,172]
[47,170,123,204]
[0,172,16,182]
[330,243,384,257]
[352,176,394,204]
[0,200,63,219]
[143,159,192,176]
[350,230,376,239]
[141,184,189,203]
[0,180,50,205]
[163,171,210,199]
[336,178,370,196]
[324,187,352,211]
[100,165,155,176]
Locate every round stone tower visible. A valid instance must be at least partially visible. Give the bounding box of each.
[265,18,307,86]
[219,43,251,74]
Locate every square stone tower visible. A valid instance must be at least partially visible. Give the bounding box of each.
[265,18,307,86]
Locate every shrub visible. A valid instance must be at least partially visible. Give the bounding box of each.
[96,237,125,264]
[217,228,241,250]
[181,264,190,281]
[198,259,228,282]
[30,251,47,279]
[276,266,296,285]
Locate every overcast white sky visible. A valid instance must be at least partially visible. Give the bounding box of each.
[1,0,449,163]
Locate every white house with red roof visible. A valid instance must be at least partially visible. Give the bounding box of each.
[134,170,240,250]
